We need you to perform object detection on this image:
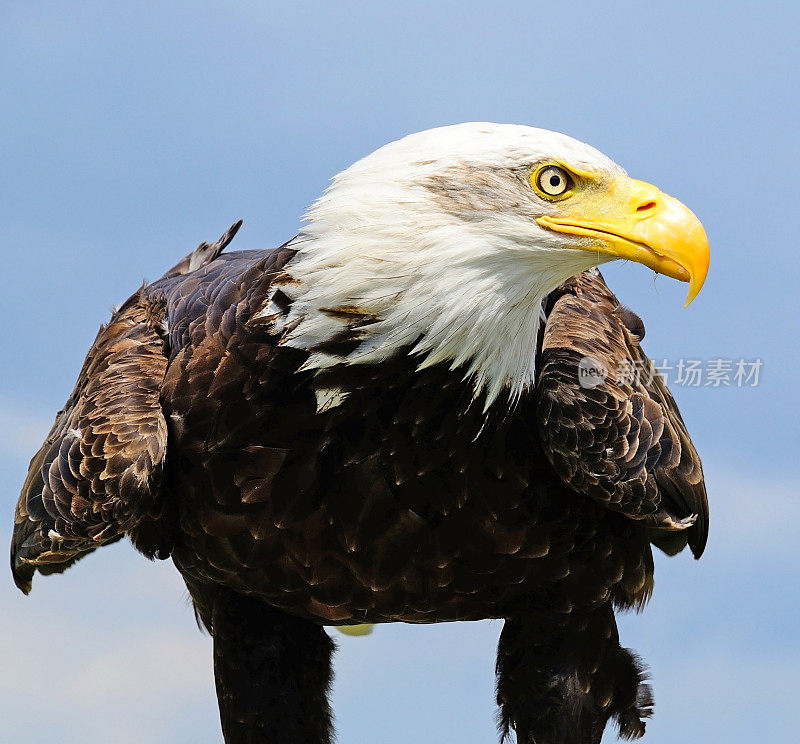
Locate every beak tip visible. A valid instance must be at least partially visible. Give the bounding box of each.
[683,275,706,307]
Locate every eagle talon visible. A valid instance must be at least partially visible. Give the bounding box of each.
[645,512,698,531]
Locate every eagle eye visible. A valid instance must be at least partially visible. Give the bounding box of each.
[533,164,574,198]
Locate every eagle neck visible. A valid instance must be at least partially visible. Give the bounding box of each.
[260,226,598,409]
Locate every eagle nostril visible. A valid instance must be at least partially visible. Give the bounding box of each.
[637,200,657,213]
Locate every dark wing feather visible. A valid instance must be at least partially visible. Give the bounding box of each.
[536,270,708,558]
[162,220,242,278]
[11,289,169,592]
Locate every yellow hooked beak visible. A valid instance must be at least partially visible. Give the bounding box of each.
[537,177,709,306]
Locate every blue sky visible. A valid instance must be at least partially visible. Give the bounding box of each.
[1,2,798,742]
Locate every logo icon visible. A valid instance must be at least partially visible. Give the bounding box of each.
[578,356,608,389]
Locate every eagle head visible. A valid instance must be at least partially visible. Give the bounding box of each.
[274,123,709,406]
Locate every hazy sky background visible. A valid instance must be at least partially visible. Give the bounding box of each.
[1,2,798,742]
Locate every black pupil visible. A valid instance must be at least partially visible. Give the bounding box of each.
[549,174,561,188]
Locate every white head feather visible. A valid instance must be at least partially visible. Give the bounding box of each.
[269,123,627,408]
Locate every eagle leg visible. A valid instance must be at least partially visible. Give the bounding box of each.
[209,587,335,744]
[495,604,652,743]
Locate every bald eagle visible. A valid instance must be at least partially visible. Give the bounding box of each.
[11,124,709,744]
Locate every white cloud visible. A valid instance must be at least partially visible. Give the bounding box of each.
[0,551,218,744]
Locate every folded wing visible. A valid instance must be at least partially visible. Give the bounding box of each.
[536,270,708,558]
[11,290,170,593]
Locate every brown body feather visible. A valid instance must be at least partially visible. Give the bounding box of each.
[11,227,707,744]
